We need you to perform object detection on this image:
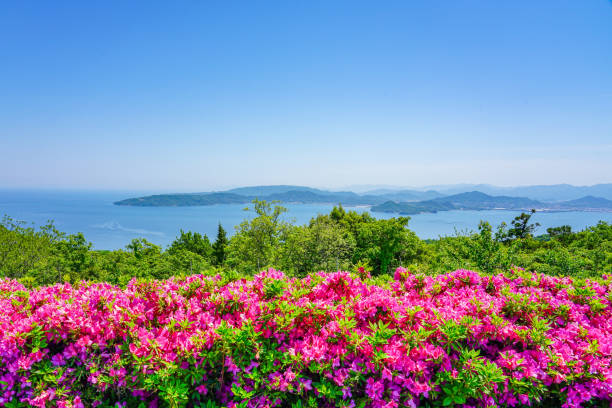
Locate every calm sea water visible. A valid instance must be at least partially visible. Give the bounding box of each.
[1,190,611,250]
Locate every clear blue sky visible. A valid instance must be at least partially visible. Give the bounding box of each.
[1,0,611,191]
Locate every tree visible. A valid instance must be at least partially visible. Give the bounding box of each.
[330,204,346,222]
[547,225,573,244]
[212,223,228,266]
[280,218,356,277]
[509,209,540,239]
[354,217,413,275]
[0,216,60,280]
[49,233,95,283]
[123,239,178,281]
[168,230,212,260]
[226,200,292,273]
[496,209,541,242]
[126,238,162,259]
[468,221,501,273]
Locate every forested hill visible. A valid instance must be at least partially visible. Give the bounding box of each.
[114,192,251,207]
[115,189,388,207]
[420,183,612,201]
[555,195,612,209]
[431,191,542,209]
[114,185,612,212]
[371,191,612,215]
[113,185,428,207]
[115,185,612,214]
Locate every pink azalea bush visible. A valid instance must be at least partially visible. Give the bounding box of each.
[1,268,611,407]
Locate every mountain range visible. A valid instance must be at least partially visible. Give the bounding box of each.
[114,184,612,214]
[371,192,612,215]
[361,183,612,202]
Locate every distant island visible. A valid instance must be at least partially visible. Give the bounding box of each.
[371,192,612,214]
[114,184,612,214]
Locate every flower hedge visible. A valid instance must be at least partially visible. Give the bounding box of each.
[1,268,611,408]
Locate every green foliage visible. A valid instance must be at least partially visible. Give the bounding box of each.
[1,205,611,288]
[280,216,355,277]
[424,219,611,279]
[497,209,541,242]
[467,221,502,274]
[547,225,573,244]
[211,223,228,266]
[354,216,414,275]
[0,218,218,286]
[226,200,292,273]
[308,206,425,276]
[0,215,61,279]
[435,347,506,407]
[168,229,213,260]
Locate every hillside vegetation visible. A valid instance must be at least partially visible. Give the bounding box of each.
[1,202,612,407]
[1,201,611,287]
[371,192,612,215]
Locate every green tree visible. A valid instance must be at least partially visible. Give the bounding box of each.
[212,223,228,266]
[547,225,572,237]
[329,204,347,222]
[126,238,162,259]
[168,230,212,260]
[226,200,292,273]
[281,217,356,277]
[508,209,541,239]
[468,221,502,274]
[496,209,541,242]
[547,225,573,244]
[313,206,425,275]
[0,215,60,280]
[354,217,413,275]
[48,232,96,283]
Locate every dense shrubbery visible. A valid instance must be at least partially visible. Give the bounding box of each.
[1,202,612,407]
[423,220,611,280]
[0,216,219,287]
[1,268,611,407]
[1,202,611,287]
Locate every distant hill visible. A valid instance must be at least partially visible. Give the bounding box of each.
[505,184,612,201]
[114,192,252,207]
[370,192,612,215]
[552,196,612,210]
[114,184,612,210]
[226,185,324,196]
[429,191,543,210]
[114,188,387,207]
[424,183,612,201]
[346,183,612,201]
[371,191,544,215]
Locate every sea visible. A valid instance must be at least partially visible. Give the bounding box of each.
[1,189,611,250]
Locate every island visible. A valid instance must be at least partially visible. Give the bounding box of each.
[114,186,612,215]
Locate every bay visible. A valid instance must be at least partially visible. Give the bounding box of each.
[1,189,611,250]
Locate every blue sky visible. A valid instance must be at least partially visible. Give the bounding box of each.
[1,0,611,191]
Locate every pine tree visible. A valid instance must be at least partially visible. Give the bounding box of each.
[212,223,228,266]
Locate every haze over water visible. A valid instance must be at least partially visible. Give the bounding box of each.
[2,190,610,250]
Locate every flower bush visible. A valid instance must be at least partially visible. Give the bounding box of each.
[1,268,611,408]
